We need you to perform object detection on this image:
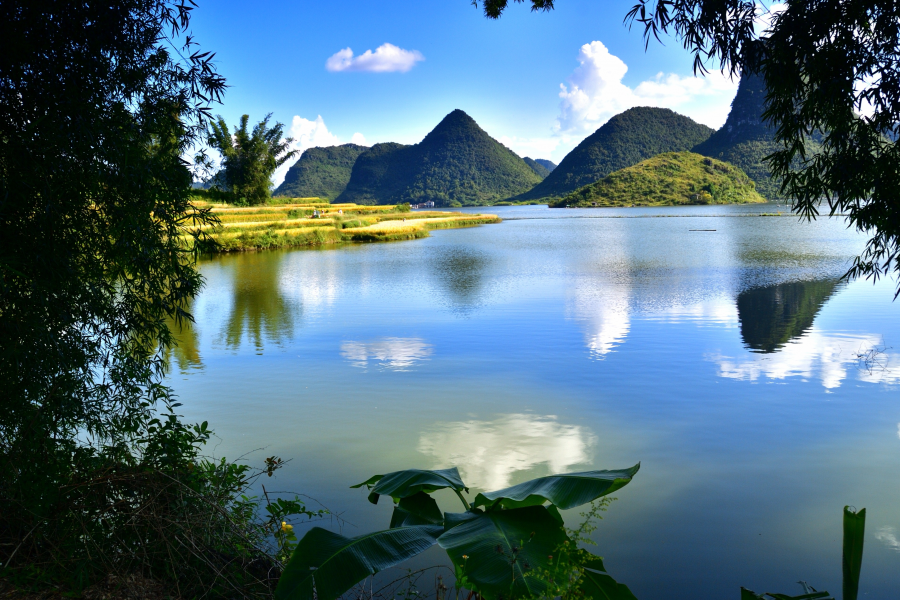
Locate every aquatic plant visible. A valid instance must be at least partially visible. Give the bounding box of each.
[275,466,641,600]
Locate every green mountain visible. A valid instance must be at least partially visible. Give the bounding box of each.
[692,73,787,200]
[515,107,714,201]
[523,157,551,178]
[551,151,765,208]
[274,143,367,200]
[534,158,556,173]
[337,109,542,206]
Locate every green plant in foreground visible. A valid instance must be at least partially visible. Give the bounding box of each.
[274,465,641,600]
[741,506,866,600]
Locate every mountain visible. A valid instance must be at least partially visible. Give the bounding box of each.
[692,73,789,200]
[274,143,367,200]
[550,151,765,207]
[523,157,551,178]
[515,107,714,201]
[337,109,542,206]
[534,158,556,172]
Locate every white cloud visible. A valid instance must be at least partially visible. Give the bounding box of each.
[340,337,433,371]
[555,41,739,136]
[875,526,900,552]
[417,414,595,491]
[326,43,424,73]
[709,332,900,389]
[497,135,560,160]
[271,115,367,188]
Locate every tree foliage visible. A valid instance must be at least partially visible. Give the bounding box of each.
[0,0,299,592]
[207,114,298,205]
[479,0,900,294]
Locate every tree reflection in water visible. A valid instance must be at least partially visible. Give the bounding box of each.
[737,279,841,353]
[430,246,488,312]
[223,252,299,352]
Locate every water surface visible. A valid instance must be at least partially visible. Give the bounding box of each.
[168,204,900,599]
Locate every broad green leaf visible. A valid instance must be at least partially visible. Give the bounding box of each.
[473,464,640,510]
[763,593,832,600]
[842,506,865,600]
[578,554,638,600]
[437,505,567,600]
[352,467,467,505]
[390,492,443,528]
[275,525,442,600]
[741,588,764,600]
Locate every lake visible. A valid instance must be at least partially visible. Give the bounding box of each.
[167,204,900,599]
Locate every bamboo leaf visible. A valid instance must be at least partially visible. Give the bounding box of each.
[473,464,640,510]
[275,525,442,600]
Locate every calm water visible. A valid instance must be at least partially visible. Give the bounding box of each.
[168,204,900,599]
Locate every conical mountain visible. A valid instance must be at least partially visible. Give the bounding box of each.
[692,73,813,200]
[515,107,714,201]
[523,157,551,178]
[337,109,542,206]
[274,143,367,200]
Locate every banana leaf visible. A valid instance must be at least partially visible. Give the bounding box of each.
[473,464,640,510]
[352,467,468,505]
[390,491,443,528]
[275,525,443,600]
[437,505,567,599]
[842,506,865,600]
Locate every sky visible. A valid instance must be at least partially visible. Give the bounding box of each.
[186,0,752,186]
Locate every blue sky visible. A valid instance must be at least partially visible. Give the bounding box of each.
[188,0,744,184]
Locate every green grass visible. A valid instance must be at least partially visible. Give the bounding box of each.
[187,199,500,252]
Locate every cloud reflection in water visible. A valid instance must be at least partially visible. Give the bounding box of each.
[710,333,900,389]
[417,414,596,490]
[341,337,433,371]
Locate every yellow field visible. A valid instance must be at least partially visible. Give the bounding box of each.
[186,198,500,252]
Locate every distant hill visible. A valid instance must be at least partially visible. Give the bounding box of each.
[692,73,792,200]
[551,151,765,207]
[523,157,551,178]
[534,158,557,172]
[337,109,542,206]
[274,143,367,200]
[515,107,714,201]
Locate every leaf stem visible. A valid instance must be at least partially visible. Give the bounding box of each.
[454,488,471,511]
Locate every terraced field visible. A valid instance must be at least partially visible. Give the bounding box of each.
[190,199,501,252]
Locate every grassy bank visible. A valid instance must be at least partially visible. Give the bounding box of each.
[189,198,501,252]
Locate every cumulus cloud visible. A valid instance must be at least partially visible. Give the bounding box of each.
[555,41,739,136]
[271,115,366,188]
[417,414,595,490]
[326,43,424,73]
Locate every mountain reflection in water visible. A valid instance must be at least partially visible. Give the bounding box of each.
[417,414,595,490]
[737,279,841,353]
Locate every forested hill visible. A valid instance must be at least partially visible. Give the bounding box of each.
[514,107,714,201]
[274,144,367,200]
[534,158,557,172]
[551,151,765,207]
[524,157,551,178]
[337,109,542,206]
[692,73,787,200]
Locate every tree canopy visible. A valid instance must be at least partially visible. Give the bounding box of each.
[480,0,900,295]
[207,114,297,205]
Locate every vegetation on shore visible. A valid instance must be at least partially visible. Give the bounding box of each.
[514,107,714,202]
[551,152,765,208]
[190,195,501,252]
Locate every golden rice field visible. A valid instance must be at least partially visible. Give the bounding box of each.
[187,198,501,252]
